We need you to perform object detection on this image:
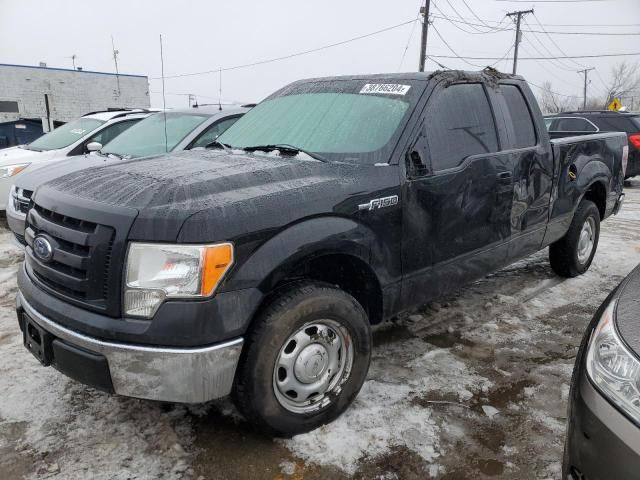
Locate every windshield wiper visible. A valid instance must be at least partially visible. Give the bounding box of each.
[206,140,233,153]
[243,144,329,163]
[20,145,42,152]
[100,151,122,160]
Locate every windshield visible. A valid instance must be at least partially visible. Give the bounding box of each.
[218,79,422,163]
[102,112,211,158]
[28,118,104,151]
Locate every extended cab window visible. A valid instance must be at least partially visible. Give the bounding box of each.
[501,84,536,148]
[218,79,423,164]
[424,83,498,171]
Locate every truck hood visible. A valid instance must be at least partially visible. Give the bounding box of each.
[39,149,388,242]
[15,153,121,192]
[0,146,59,166]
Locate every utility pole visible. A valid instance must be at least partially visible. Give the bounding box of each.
[506,9,533,75]
[111,35,121,96]
[578,67,595,109]
[418,0,431,72]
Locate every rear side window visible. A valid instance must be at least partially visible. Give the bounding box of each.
[555,117,597,132]
[591,116,637,133]
[501,84,536,148]
[424,83,499,171]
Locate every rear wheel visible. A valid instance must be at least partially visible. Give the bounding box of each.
[549,199,600,277]
[233,282,371,437]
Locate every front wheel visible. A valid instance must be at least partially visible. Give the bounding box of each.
[549,199,600,277]
[233,282,372,437]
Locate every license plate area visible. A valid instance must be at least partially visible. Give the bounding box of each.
[23,314,53,366]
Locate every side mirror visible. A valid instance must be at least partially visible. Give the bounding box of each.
[86,141,102,153]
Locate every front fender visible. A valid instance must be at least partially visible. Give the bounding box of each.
[222,215,378,293]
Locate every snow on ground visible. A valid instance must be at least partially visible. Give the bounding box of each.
[1,181,639,480]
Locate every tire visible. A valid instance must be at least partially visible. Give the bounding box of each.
[233,281,372,437]
[549,199,600,278]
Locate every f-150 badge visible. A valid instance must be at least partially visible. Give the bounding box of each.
[358,195,399,211]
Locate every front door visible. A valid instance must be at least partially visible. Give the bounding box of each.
[401,81,514,309]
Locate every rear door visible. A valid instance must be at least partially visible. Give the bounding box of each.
[497,82,554,260]
[401,80,513,307]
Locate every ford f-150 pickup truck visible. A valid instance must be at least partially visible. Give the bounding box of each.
[16,69,627,436]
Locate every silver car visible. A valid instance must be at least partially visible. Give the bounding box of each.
[7,106,249,242]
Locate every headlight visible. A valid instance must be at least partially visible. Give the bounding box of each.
[586,300,640,421]
[124,242,234,318]
[0,163,30,178]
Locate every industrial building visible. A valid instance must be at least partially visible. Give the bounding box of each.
[0,63,150,133]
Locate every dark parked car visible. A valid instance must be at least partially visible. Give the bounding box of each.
[0,118,52,149]
[564,264,640,480]
[546,110,640,178]
[16,70,627,436]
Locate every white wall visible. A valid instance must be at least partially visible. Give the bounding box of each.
[0,64,150,127]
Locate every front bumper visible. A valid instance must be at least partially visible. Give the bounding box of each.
[17,290,244,403]
[6,197,26,242]
[564,371,640,479]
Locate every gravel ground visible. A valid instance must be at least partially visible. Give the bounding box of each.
[1,180,639,480]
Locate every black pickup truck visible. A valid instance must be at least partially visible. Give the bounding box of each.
[16,70,627,436]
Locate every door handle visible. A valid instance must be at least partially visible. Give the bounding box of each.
[496,172,513,185]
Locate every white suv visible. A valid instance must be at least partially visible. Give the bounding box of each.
[0,109,152,210]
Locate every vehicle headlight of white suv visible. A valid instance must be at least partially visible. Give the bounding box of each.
[0,163,30,178]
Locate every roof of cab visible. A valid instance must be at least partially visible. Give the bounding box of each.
[285,69,523,84]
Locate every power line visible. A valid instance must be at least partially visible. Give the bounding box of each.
[429,14,640,35]
[519,44,581,88]
[430,22,512,69]
[441,0,486,33]
[430,23,487,68]
[428,52,640,60]
[527,80,580,99]
[431,2,510,34]
[496,0,606,3]
[461,0,501,30]
[522,19,578,72]
[398,15,421,70]
[151,19,416,80]
[529,13,586,68]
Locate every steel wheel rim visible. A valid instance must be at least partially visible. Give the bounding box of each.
[577,217,596,264]
[273,319,354,414]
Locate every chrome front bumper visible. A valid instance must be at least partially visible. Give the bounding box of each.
[19,291,244,403]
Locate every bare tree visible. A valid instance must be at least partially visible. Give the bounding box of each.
[538,81,578,114]
[603,61,640,106]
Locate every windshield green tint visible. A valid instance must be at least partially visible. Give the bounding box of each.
[102,112,210,158]
[218,89,412,163]
[29,118,104,150]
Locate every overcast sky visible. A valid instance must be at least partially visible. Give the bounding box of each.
[1,0,638,108]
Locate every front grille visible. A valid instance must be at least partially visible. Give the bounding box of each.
[12,188,32,214]
[25,203,116,312]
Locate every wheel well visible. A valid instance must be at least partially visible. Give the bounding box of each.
[584,181,606,219]
[272,254,383,324]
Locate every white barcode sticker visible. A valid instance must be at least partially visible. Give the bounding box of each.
[360,84,411,95]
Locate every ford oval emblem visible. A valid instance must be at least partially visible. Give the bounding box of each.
[33,235,54,262]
